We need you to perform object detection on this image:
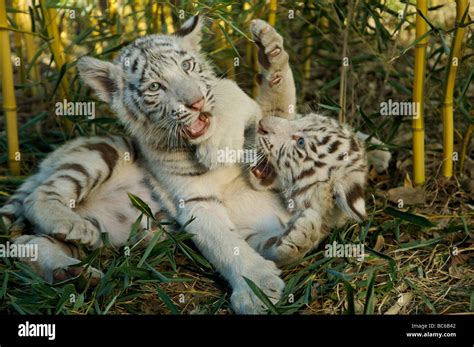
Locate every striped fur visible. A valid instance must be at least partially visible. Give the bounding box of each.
[0,17,388,313]
[0,17,305,314]
[252,113,368,265]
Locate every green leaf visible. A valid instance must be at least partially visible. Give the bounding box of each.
[383,207,436,228]
[398,237,443,251]
[137,230,163,268]
[243,277,279,314]
[0,272,9,300]
[103,294,119,315]
[55,284,76,314]
[49,62,69,100]
[156,286,180,314]
[344,281,355,315]
[127,192,155,220]
[363,270,376,315]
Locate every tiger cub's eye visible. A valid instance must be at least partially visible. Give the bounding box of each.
[148,82,162,91]
[181,59,193,71]
[296,137,305,148]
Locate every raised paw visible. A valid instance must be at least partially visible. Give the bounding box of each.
[231,259,285,314]
[52,218,102,249]
[250,19,288,75]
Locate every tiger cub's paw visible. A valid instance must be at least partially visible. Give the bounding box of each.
[51,218,102,250]
[231,258,285,314]
[14,235,103,285]
[250,19,289,84]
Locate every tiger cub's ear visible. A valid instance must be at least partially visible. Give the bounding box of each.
[174,15,203,52]
[334,183,366,222]
[77,57,123,104]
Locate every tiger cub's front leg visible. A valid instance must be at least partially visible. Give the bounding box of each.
[251,19,296,119]
[259,185,333,266]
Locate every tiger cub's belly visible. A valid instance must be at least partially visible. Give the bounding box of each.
[75,161,160,247]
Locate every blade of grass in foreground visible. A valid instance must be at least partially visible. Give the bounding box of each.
[383,207,435,228]
[363,270,376,315]
[243,277,279,314]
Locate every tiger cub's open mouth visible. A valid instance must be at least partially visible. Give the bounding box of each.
[251,156,274,180]
[182,112,211,139]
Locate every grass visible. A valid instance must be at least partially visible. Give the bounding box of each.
[0,0,473,314]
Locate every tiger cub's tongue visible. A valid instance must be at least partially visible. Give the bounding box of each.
[252,159,272,179]
[184,113,209,139]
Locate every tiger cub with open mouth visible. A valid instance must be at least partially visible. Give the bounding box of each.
[250,114,368,265]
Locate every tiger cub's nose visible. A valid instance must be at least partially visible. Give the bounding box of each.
[187,97,205,111]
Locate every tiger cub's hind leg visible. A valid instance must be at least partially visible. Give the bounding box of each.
[13,234,103,284]
[22,136,133,250]
[251,19,296,119]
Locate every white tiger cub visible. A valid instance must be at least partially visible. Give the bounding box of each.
[1,16,305,314]
[1,17,388,314]
[250,113,368,264]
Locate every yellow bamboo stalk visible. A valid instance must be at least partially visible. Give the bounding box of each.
[137,0,147,35]
[43,6,70,98]
[244,2,252,67]
[163,4,174,34]
[441,0,468,179]
[304,2,316,86]
[225,4,235,80]
[13,4,26,86]
[412,0,428,186]
[0,0,21,175]
[109,0,118,35]
[152,2,162,33]
[268,0,277,26]
[17,0,41,97]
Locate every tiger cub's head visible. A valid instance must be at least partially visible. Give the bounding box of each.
[251,113,368,220]
[78,16,218,148]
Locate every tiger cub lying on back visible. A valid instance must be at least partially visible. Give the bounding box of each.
[250,114,368,264]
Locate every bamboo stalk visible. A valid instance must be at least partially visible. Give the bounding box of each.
[0,0,21,175]
[42,6,70,99]
[12,3,26,87]
[163,4,174,34]
[225,4,235,80]
[338,0,355,124]
[244,2,252,67]
[17,0,41,97]
[42,4,73,132]
[412,0,428,186]
[303,2,315,82]
[109,0,118,35]
[151,2,162,33]
[441,0,468,179]
[268,0,277,26]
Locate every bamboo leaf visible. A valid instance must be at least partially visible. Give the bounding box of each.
[383,207,435,228]
[363,270,376,315]
[344,281,355,315]
[243,277,279,314]
[127,192,155,220]
[156,286,180,314]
